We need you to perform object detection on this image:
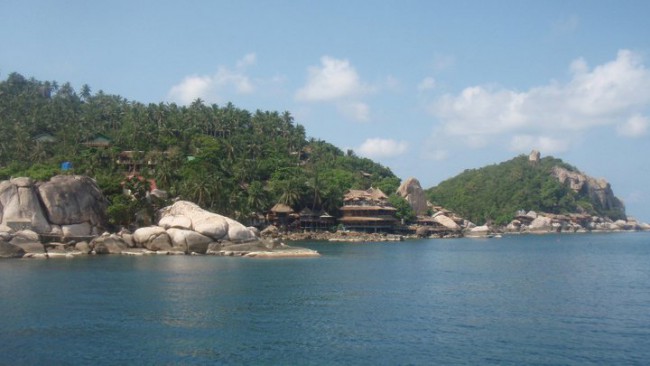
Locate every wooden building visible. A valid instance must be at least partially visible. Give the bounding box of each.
[268,203,296,229]
[339,187,397,232]
[299,208,337,231]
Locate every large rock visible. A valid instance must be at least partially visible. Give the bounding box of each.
[193,215,228,239]
[433,214,461,231]
[260,225,279,238]
[91,234,128,254]
[133,226,172,251]
[0,179,51,233]
[75,241,92,254]
[13,229,40,242]
[529,216,554,233]
[166,228,212,254]
[158,201,256,242]
[10,240,45,254]
[226,217,256,242]
[396,177,428,216]
[158,215,192,230]
[0,175,108,235]
[9,230,45,253]
[466,225,490,238]
[62,222,93,237]
[505,219,521,233]
[0,240,25,258]
[37,175,108,228]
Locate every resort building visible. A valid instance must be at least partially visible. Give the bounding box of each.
[339,187,397,232]
[299,208,337,231]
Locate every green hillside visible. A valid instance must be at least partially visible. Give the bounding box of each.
[0,72,400,226]
[426,154,626,225]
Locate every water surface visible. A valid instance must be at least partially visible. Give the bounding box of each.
[1,233,649,364]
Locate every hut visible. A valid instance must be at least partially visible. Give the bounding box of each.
[32,132,56,143]
[319,212,336,229]
[299,208,319,231]
[269,203,295,229]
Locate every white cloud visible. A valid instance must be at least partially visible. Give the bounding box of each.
[167,53,257,105]
[236,53,257,68]
[430,49,650,151]
[167,74,214,105]
[295,56,367,101]
[417,77,436,91]
[357,138,409,158]
[296,56,376,122]
[617,114,648,137]
[338,101,370,122]
[213,65,254,94]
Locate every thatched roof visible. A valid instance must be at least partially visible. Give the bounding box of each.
[343,187,389,203]
[270,203,294,214]
[300,207,314,216]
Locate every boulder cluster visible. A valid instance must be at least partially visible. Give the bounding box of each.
[504,211,650,234]
[0,176,318,259]
[0,201,319,258]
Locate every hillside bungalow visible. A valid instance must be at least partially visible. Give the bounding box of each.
[32,132,56,143]
[82,133,112,148]
[339,187,397,232]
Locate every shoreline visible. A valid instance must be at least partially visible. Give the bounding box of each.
[273,227,650,243]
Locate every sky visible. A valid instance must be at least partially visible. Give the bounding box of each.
[2,0,650,221]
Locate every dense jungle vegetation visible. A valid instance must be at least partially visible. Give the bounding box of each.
[0,72,403,226]
[426,155,625,225]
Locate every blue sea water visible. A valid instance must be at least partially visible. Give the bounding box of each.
[1,233,650,365]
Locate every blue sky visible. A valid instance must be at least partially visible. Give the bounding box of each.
[2,0,650,221]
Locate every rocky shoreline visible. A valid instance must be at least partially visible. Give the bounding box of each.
[2,175,649,259]
[0,226,319,259]
[0,182,319,259]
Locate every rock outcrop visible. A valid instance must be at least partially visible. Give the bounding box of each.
[504,212,646,234]
[0,240,25,258]
[158,201,257,243]
[466,225,491,238]
[551,166,625,218]
[433,214,461,231]
[0,175,107,236]
[396,177,428,216]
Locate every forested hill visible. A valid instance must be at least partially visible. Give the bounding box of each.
[0,72,400,224]
[426,153,627,225]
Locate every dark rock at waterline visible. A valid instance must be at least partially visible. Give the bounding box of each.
[11,241,46,254]
[91,234,128,255]
[0,240,25,258]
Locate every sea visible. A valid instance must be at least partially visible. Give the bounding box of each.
[1,232,649,365]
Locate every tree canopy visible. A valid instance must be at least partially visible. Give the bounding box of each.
[426,155,625,225]
[0,72,400,225]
